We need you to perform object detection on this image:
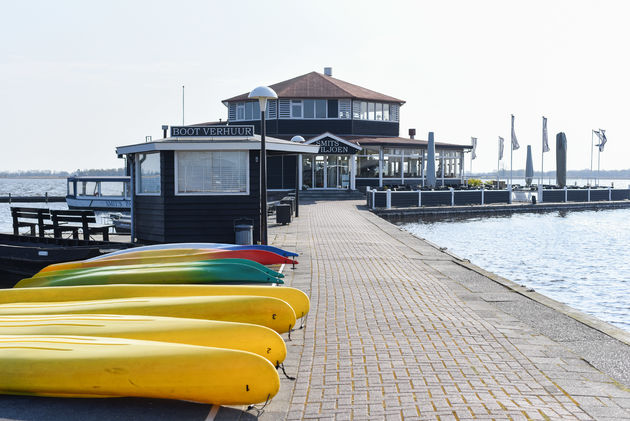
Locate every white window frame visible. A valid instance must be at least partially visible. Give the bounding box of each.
[290,100,303,118]
[136,152,161,196]
[236,103,245,120]
[174,151,250,196]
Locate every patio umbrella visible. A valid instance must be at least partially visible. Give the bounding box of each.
[427,132,436,188]
[525,145,534,186]
[556,132,567,187]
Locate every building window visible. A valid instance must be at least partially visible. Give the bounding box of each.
[356,147,380,178]
[353,101,398,122]
[382,148,402,178]
[236,103,245,120]
[404,149,422,178]
[339,99,351,119]
[137,152,161,195]
[291,100,303,118]
[175,151,249,195]
[375,103,383,121]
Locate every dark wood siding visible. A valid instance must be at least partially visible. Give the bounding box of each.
[135,151,262,244]
[352,120,399,136]
[233,118,399,137]
[268,155,297,190]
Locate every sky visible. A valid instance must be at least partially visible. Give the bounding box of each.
[1,0,628,174]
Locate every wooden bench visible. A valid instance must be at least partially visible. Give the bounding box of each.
[51,210,114,241]
[11,207,54,237]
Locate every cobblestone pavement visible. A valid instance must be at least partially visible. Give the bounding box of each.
[264,200,630,420]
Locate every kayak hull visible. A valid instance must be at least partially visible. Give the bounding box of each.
[0,295,297,334]
[0,314,287,365]
[0,335,279,405]
[0,284,310,319]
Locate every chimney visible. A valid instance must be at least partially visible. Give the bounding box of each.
[324,67,333,77]
[409,128,416,139]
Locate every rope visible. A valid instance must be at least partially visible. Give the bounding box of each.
[247,394,271,417]
[278,363,296,380]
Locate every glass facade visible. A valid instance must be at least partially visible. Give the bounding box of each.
[356,147,380,178]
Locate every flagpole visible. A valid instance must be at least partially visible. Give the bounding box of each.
[541,117,544,186]
[595,144,602,187]
[590,130,594,186]
[497,139,500,188]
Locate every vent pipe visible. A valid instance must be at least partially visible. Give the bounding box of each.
[324,67,332,76]
[408,128,416,140]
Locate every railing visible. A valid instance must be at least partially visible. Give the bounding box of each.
[367,186,630,209]
[538,186,630,203]
[367,188,511,209]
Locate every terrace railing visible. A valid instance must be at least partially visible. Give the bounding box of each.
[367,186,630,209]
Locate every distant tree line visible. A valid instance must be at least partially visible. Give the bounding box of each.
[0,168,125,178]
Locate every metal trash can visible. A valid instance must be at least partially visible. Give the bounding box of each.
[234,224,254,245]
[280,197,294,215]
[276,204,292,225]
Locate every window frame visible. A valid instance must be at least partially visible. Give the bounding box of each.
[136,152,161,196]
[174,150,250,196]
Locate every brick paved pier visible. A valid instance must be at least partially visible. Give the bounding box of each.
[1,199,629,420]
[265,200,630,420]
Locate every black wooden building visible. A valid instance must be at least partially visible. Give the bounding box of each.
[115,127,318,244]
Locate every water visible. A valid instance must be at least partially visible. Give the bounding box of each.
[480,177,630,188]
[399,209,630,332]
[0,178,114,233]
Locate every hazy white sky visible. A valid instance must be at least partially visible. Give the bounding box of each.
[1,0,628,173]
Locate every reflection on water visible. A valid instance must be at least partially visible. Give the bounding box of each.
[397,208,630,331]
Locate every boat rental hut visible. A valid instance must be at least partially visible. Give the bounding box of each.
[115,125,319,244]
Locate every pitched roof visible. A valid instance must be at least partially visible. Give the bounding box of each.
[224,72,405,104]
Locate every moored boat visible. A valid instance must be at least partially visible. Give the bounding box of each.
[65,176,131,211]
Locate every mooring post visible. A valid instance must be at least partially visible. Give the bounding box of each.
[386,189,391,209]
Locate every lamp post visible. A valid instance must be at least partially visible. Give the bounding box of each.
[249,86,278,245]
[291,136,305,217]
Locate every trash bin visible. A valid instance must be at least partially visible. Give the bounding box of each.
[280,197,294,215]
[276,204,292,225]
[234,224,253,245]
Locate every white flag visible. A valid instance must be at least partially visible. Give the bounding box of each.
[498,136,505,160]
[471,137,478,160]
[596,129,607,152]
[511,114,520,150]
[542,116,550,153]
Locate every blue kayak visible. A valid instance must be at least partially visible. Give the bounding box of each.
[88,243,299,261]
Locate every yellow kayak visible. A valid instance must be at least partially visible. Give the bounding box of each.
[0,295,296,334]
[0,314,286,366]
[0,284,310,319]
[0,335,279,405]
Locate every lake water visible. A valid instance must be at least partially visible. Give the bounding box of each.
[0,178,112,233]
[399,208,630,332]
